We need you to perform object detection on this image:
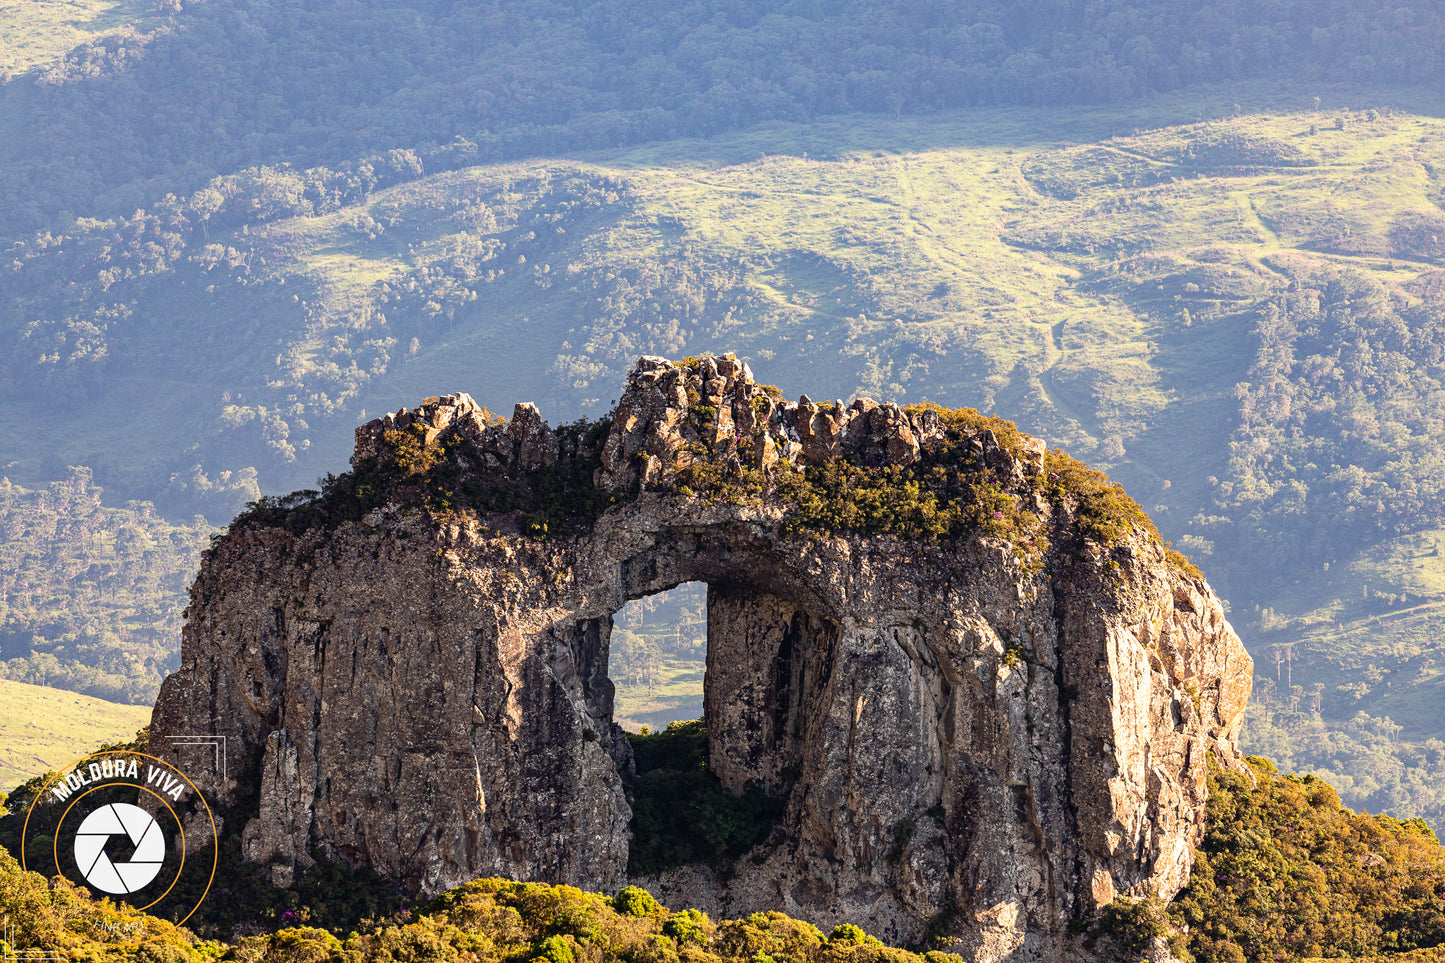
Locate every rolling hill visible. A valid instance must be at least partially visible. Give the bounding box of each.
[0,678,150,795]
[6,94,1445,824]
[2,0,1445,834]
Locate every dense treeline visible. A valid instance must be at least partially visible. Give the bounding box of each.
[625,720,784,876]
[1168,758,1445,962]
[0,468,210,703]
[1242,687,1445,833]
[3,0,1443,240]
[1193,269,1445,827]
[1207,272,1445,584]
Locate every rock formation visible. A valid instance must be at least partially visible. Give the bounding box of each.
[152,355,1252,960]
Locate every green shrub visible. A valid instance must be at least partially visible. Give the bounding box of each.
[134,941,206,963]
[921,953,966,963]
[1094,897,1170,956]
[382,424,446,476]
[828,924,882,947]
[1041,449,1154,546]
[663,909,713,946]
[1165,546,1203,578]
[714,911,824,961]
[614,886,664,918]
[534,934,576,963]
[1169,758,1445,962]
[231,415,615,541]
[494,883,609,943]
[631,934,682,963]
[259,926,344,962]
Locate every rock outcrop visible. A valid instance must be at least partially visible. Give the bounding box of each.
[152,355,1252,961]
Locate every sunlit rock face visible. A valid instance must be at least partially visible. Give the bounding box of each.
[153,355,1251,961]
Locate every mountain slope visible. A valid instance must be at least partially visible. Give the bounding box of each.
[0,470,211,704]
[0,679,149,793]
[4,98,1445,825]
[2,0,1441,242]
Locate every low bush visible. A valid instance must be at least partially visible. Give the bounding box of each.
[1169,757,1445,962]
[625,721,783,876]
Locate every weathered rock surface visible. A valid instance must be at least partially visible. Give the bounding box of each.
[152,355,1251,961]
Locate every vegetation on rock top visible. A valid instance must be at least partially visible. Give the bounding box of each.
[227,372,1188,587]
[674,394,1173,573]
[230,415,618,541]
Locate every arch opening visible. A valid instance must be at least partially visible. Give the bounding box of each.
[600,574,842,877]
[607,581,707,733]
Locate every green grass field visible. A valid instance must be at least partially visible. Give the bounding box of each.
[609,584,707,731]
[0,679,150,795]
[0,0,160,77]
[612,652,706,733]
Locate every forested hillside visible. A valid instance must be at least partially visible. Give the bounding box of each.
[0,469,210,703]
[2,0,1442,243]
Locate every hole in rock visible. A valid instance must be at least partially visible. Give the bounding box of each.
[602,576,839,876]
[607,581,707,733]
[608,579,785,877]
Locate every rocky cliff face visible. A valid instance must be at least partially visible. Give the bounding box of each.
[152,355,1252,961]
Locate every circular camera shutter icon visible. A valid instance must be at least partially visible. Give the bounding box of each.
[73,802,167,895]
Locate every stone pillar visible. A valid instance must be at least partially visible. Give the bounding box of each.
[703,584,836,796]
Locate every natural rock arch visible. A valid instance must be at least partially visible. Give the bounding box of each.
[599,541,843,802]
[152,355,1252,960]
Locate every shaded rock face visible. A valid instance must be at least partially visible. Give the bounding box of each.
[152,356,1251,961]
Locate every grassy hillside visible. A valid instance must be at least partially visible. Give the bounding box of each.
[0,679,149,794]
[1,0,1439,242]
[6,90,1442,510]
[0,0,160,78]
